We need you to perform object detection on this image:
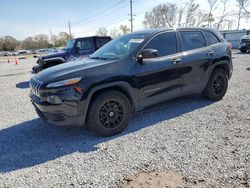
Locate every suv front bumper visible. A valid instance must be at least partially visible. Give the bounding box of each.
[30,90,86,127]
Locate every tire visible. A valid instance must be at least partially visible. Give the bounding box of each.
[202,69,228,101]
[240,49,247,53]
[87,91,131,137]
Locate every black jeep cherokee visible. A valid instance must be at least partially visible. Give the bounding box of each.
[30,28,233,136]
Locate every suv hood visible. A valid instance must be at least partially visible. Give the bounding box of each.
[34,58,114,84]
[40,51,67,60]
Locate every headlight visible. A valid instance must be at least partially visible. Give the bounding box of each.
[46,77,82,88]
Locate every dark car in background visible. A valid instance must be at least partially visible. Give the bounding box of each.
[32,36,112,73]
[30,28,233,136]
[239,35,250,53]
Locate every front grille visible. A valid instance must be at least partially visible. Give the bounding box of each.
[30,77,43,96]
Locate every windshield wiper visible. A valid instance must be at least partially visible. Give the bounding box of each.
[90,56,108,60]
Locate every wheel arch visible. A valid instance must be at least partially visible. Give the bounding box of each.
[82,81,138,125]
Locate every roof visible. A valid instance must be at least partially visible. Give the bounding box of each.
[74,36,112,40]
[132,27,220,35]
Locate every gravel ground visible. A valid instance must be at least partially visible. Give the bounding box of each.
[0,51,249,188]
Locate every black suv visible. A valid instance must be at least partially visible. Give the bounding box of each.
[30,28,233,136]
[32,36,112,73]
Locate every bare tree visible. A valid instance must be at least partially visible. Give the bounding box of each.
[237,0,250,16]
[22,37,37,49]
[207,0,218,27]
[34,34,50,49]
[0,37,4,51]
[236,0,244,30]
[215,0,231,29]
[96,27,108,36]
[184,0,200,27]
[177,6,185,27]
[109,28,121,38]
[195,11,210,27]
[1,36,19,51]
[143,3,179,28]
[54,32,73,47]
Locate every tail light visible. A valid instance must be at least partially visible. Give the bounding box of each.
[227,42,232,49]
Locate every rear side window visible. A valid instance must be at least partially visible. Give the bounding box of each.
[95,38,111,49]
[144,32,177,57]
[179,31,206,51]
[76,39,94,51]
[203,31,220,46]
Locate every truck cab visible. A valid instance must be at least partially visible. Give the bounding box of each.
[32,36,112,73]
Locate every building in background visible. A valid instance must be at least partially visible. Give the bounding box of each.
[222,30,250,49]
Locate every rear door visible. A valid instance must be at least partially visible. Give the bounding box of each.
[178,30,213,94]
[133,31,183,108]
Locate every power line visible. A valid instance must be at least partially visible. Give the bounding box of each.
[53,0,127,34]
[71,14,129,35]
[71,0,126,26]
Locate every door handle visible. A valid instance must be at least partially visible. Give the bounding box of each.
[207,51,214,56]
[172,58,182,64]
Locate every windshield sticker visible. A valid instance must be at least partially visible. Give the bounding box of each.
[129,39,144,43]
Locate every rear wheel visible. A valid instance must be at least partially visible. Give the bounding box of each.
[240,49,247,53]
[202,69,228,101]
[87,91,131,137]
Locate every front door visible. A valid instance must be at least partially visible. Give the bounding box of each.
[133,31,183,108]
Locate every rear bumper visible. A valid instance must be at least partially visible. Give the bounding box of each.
[30,92,86,127]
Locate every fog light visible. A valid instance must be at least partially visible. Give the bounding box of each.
[47,95,62,104]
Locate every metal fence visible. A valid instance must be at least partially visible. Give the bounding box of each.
[221,30,250,49]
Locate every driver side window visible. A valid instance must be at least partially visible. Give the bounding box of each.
[144,32,178,57]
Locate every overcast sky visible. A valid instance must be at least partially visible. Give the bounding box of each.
[0,0,249,40]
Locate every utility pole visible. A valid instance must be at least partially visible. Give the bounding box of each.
[68,20,72,36]
[129,0,135,32]
[50,30,54,46]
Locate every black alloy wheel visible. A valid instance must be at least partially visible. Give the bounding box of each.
[98,99,126,129]
[202,68,228,101]
[87,91,131,137]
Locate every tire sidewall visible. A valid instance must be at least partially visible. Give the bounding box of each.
[87,91,131,137]
[206,69,228,101]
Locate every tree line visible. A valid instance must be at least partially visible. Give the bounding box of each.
[97,0,250,37]
[0,32,73,51]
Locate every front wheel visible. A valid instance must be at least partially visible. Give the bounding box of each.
[87,91,131,137]
[202,69,228,101]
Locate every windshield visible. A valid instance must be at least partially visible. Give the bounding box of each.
[90,33,148,60]
[65,39,75,50]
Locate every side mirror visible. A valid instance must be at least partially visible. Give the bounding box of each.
[137,49,158,64]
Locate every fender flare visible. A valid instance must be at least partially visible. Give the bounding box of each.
[204,61,230,86]
[81,81,138,124]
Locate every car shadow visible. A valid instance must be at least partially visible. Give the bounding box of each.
[16,81,30,89]
[0,95,213,173]
[247,67,250,71]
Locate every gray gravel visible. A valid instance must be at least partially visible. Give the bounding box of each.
[0,51,249,188]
